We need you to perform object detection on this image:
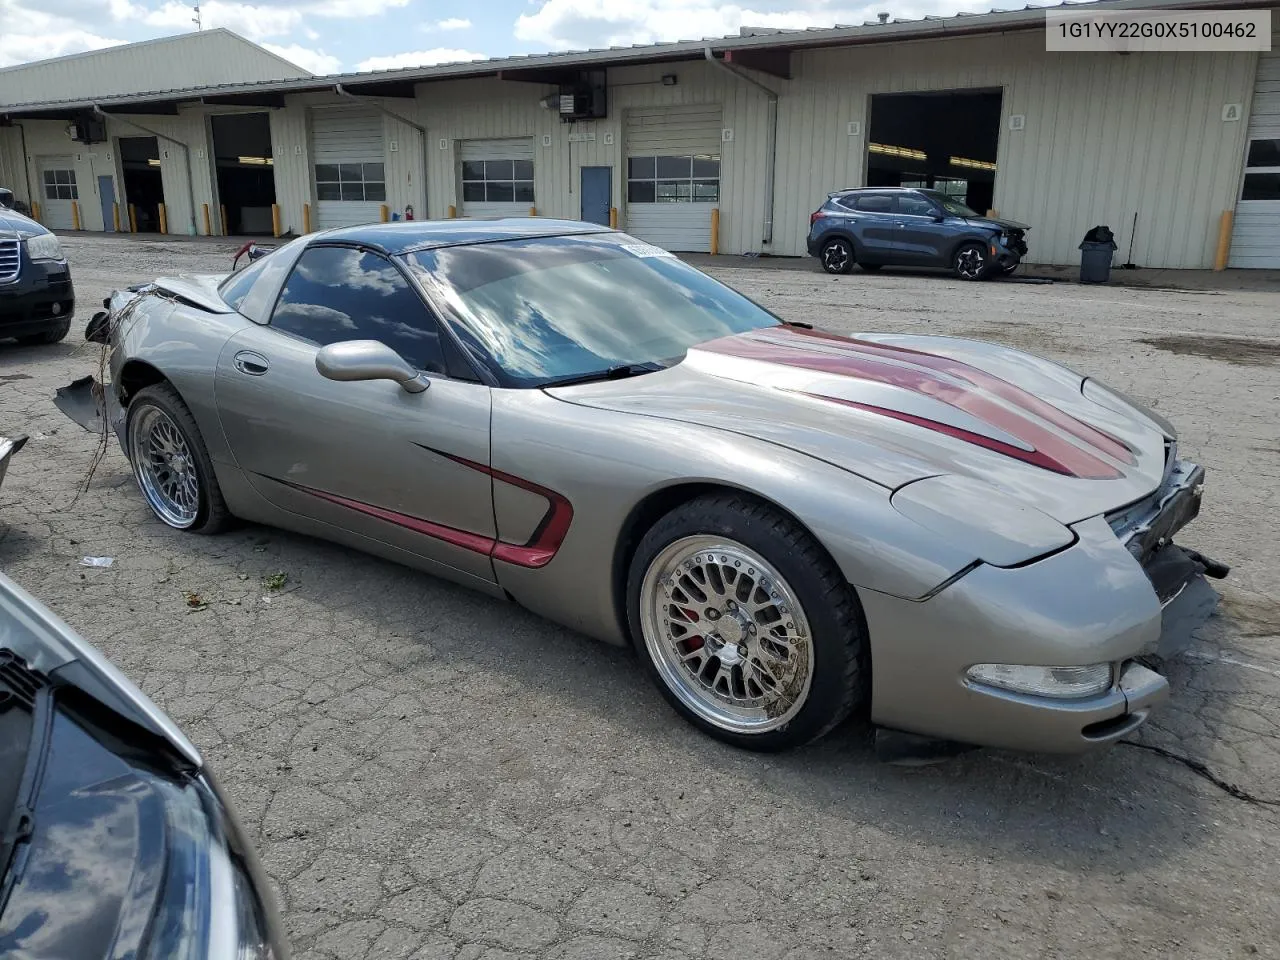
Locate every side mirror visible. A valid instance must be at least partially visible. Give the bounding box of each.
[315,340,429,393]
[932,211,946,222]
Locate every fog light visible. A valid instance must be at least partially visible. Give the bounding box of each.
[966,663,1112,699]
[51,302,62,315]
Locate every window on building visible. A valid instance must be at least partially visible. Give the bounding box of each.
[270,246,446,374]
[315,163,385,202]
[1241,139,1280,201]
[627,155,720,203]
[462,159,534,203]
[42,169,78,201]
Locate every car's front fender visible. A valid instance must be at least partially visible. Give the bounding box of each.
[488,389,982,646]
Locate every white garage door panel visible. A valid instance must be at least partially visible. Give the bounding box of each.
[459,138,534,218]
[625,105,722,252]
[37,158,78,231]
[624,207,713,252]
[311,107,384,229]
[1229,25,1280,268]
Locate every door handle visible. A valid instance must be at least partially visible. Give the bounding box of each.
[233,350,269,376]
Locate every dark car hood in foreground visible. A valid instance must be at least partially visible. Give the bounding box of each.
[551,326,1172,525]
[0,210,48,240]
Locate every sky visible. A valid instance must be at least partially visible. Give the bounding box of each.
[0,0,1005,74]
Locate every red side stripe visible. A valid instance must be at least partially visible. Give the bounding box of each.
[279,457,574,570]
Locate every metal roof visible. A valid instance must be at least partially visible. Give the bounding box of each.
[0,0,1267,117]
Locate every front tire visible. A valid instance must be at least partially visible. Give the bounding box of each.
[953,242,990,280]
[627,493,868,751]
[126,383,230,534]
[820,237,854,275]
[16,317,71,345]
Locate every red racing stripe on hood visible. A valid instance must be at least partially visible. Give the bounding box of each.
[781,326,1135,464]
[701,330,1123,479]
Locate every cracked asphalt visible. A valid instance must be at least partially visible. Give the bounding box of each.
[3,234,1279,960]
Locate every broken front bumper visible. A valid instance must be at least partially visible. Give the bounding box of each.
[54,375,125,446]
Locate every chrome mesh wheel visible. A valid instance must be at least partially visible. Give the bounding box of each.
[129,406,200,529]
[639,536,815,734]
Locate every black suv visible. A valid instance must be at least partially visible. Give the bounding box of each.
[807,187,1029,280]
[0,194,74,345]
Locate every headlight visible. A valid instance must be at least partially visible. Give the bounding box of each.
[1081,377,1176,440]
[146,775,289,960]
[891,475,1074,568]
[966,663,1113,699]
[25,232,64,261]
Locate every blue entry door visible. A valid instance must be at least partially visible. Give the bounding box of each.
[98,176,116,232]
[580,167,611,225]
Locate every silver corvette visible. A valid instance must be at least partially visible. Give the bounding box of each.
[57,219,1227,754]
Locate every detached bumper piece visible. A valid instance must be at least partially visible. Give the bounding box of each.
[0,434,28,492]
[54,375,125,445]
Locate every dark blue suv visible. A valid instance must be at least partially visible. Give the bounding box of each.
[807,187,1029,280]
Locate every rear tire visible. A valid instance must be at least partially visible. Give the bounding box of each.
[126,383,231,534]
[16,317,71,345]
[627,492,868,752]
[953,242,990,281]
[820,238,854,275]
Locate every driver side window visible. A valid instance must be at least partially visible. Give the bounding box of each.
[270,246,446,374]
[897,195,937,218]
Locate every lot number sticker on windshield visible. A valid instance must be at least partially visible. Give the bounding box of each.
[621,242,676,259]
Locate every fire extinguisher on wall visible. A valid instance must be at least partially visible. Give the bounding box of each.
[404,204,414,221]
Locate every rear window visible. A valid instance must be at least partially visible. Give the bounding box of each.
[853,194,893,213]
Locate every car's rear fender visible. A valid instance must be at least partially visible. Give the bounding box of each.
[490,389,980,646]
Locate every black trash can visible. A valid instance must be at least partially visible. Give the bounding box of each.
[1079,225,1118,283]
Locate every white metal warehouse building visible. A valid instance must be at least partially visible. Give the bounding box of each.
[1,0,1278,269]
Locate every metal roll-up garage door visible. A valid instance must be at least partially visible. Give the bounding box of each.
[311,107,385,229]
[624,105,721,252]
[1229,23,1280,268]
[459,138,535,217]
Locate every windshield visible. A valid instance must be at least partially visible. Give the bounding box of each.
[928,193,981,218]
[408,234,780,386]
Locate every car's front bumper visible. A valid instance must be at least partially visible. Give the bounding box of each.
[861,463,1221,753]
[0,258,74,335]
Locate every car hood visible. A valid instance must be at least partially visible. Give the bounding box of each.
[0,209,48,240]
[964,215,1030,231]
[549,326,1172,525]
[154,273,234,313]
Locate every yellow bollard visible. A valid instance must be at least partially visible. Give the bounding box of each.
[379,204,389,223]
[128,204,138,233]
[986,209,998,218]
[202,203,211,236]
[710,208,720,255]
[1213,210,1234,271]
[71,202,81,231]
[448,204,456,219]
[30,201,40,223]
[303,203,311,234]
[609,207,618,229]
[529,206,537,217]
[158,203,168,235]
[112,203,121,232]
[271,204,281,238]
[220,205,228,236]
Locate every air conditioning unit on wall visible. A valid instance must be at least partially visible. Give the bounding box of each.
[68,116,107,144]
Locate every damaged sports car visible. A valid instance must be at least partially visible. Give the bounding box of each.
[57,219,1227,754]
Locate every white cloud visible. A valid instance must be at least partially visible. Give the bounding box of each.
[306,0,409,16]
[144,0,301,39]
[436,17,470,29]
[0,28,124,67]
[514,0,974,49]
[264,42,341,74]
[356,47,488,71]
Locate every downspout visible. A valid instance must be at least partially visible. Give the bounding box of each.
[94,105,197,234]
[335,83,429,217]
[703,47,776,246]
[14,122,34,209]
